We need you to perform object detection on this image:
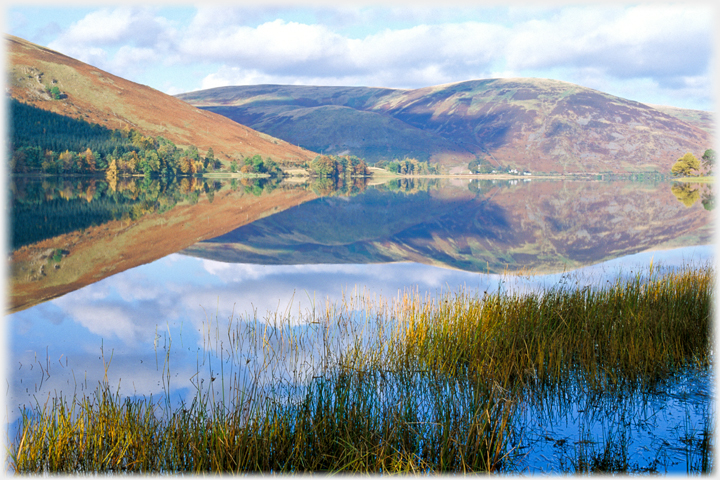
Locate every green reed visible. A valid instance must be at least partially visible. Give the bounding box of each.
[7,264,713,473]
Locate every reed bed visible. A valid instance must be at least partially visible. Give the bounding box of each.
[362,262,714,391]
[7,263,713,473]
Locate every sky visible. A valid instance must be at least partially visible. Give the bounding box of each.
[4,2,718,111]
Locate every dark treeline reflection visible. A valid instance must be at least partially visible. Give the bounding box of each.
[11,176,258,250]
[11,174,385,251]
[12,173,694,253]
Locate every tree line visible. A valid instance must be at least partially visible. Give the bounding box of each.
[10,98,224,177]
[9,99,285,180]
[375,158,439,175]
[308,155,370,177]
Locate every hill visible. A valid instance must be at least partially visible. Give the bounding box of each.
[177,79,713,173]
[6,35,317,167]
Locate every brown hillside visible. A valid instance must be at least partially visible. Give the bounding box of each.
[647,104,715,136]
[371,78,713,173]
[6,35,316,165]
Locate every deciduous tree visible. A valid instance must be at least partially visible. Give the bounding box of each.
[671,152,700,177]
[702,149,715,173]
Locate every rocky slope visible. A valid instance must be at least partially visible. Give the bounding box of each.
[178,79,713,173]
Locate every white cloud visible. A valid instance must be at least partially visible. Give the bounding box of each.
[46,7,178,76]
[25,4,714,109]
[60,304,146,343]
[504,5,711,80]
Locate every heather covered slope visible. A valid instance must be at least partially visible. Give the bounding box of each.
[6,35,317,167]
[178,79,712,173]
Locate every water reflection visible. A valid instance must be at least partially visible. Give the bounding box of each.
[6,245,714,472]
[9,176,713,314]
[512,367,712,473]
[670,181,714,210]
[188,178,713,275]
[8,244,712,405]
[5,174,715,472]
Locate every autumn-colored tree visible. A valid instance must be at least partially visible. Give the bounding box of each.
[310,156,337,176]
[179,156,192,174]
[59,150,75,171]
[106,157,118,191]
[671,152,701,177]
[83,148,96,172]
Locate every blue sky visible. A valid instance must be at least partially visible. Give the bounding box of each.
[6,3,717,111]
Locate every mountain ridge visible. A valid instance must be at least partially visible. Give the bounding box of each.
[177,79,712,173]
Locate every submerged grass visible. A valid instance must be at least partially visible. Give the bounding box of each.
[7,264,713,473]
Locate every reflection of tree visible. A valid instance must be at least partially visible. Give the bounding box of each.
[382,178,438,193]
[309,176,369,197]
[11,177,228,249]
[671,183,700,207]
[702,185,715,211]
[671,182,713,209]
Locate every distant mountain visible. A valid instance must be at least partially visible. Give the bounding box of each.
[647,105,714,135]
[6,35,316,167]
[177,79,713,173]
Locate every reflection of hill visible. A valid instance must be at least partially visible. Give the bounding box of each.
[183,180,712,274]
[8,180,319,313]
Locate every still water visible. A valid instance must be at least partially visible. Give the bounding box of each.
[5,175,715,472]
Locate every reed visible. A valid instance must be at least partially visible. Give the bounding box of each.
[7,263,713,473]
[355,263,714,390]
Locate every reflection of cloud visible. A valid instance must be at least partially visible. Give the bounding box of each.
[19,244,714,355]
[57,304,149,344]
[7,245,713,427]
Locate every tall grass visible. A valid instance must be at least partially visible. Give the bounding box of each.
[7,264,713,473]
[363,263,714,390]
